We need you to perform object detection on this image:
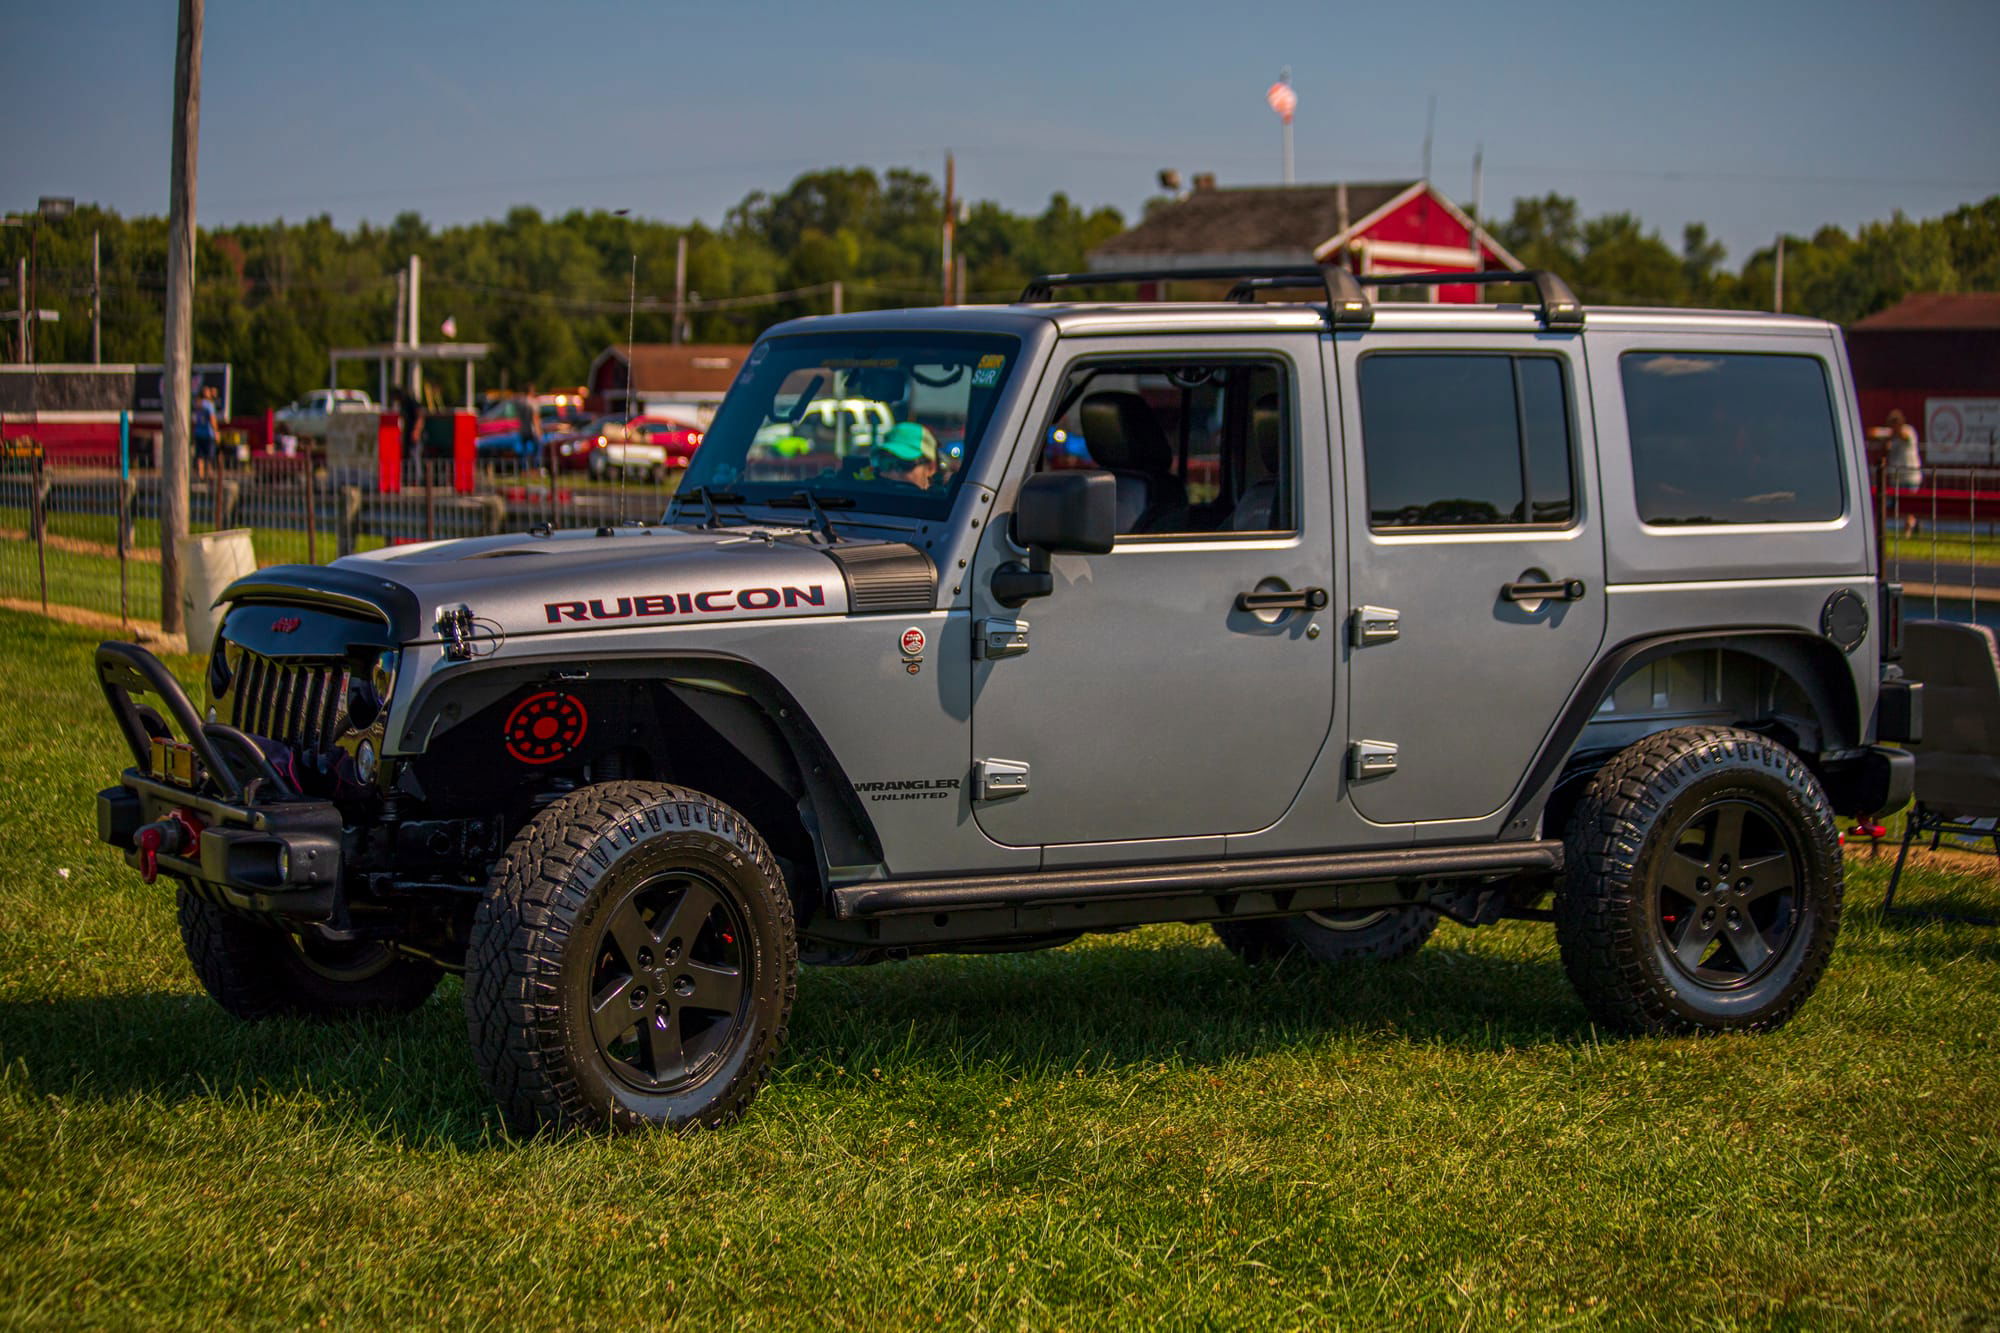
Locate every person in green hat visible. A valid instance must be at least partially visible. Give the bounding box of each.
[872,421,939,491]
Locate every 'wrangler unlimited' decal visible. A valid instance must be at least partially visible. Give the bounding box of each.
[853,778,961,803]
[545,584,827,624]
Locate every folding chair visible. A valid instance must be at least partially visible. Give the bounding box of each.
[1884,619,2000,923]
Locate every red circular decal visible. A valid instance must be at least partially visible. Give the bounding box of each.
[900,627,926,657]
[503,691,589,765]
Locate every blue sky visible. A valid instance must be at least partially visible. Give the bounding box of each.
[2,0,1995,262]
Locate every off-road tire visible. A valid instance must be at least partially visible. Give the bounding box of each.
[176,888,443,1020]
[465,781,796,1135]
[1556,725,1843,1035]
[1214,906,1439,966]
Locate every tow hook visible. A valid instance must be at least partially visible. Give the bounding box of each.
[134,808,205,884]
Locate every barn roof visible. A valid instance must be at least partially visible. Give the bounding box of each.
[590,344,748,393]
[1091,182,1422,265]
[1850,293,2000,332]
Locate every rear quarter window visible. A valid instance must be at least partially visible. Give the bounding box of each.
[1621,351,1845,526]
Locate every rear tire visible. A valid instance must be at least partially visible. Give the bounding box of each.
[1556,726,1842,1035]
[1214,905,1438,966]
[465,781,795,1134]
[176,889,442,1021]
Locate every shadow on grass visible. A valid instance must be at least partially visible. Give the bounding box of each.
[0,934,1591,1146]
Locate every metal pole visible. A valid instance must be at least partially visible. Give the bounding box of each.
[407,252,421,400]
[27,223,36,364]
[303,452,317,564]
[92,231,102,363]
[941,151,955,306]
[120,410,132,623]
[1470,146,1485,264]
[1773,235,1785,314]
[33,456,48,614]
[14,259,24,364]
[831,279,842,315]
[1422,94,1436,183]
[464,359,473,410]
[672,234,687,346]
[1283,119,1294,187]
[391,269,406,397]
[160,0,203,638]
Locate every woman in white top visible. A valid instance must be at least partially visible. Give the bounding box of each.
[1885,408,1922,535]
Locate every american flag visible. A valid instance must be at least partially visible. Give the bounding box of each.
[1266,80,1296,125]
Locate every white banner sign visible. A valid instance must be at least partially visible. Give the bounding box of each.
[1926,398,2000,465]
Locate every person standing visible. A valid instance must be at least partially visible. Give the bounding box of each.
[398,386,426,484]
[191,384,219,481]
[1885,408,1923,536]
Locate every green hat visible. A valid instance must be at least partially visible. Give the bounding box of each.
[877,421,934,464]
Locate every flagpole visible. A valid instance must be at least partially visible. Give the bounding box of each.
[1281,66,1294,185]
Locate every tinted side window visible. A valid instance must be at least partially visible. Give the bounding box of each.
[1621,352,1845,525]
[1359,354,1575,529]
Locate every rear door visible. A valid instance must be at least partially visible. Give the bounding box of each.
[1335,332,1606,826]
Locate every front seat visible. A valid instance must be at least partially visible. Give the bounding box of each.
[1078,391,1186,533]
[1229,394,1284,531]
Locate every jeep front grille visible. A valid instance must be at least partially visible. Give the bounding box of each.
[228,649,349,754]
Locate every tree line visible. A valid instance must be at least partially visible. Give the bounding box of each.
[3,169,1993,415]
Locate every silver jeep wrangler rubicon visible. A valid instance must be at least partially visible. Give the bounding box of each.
[93,265,1921,1133]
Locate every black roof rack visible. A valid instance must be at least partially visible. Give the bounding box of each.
[1019,263,1375,329]
[1021,264,1584,331]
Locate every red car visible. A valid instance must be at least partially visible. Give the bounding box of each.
[546,414,705,479]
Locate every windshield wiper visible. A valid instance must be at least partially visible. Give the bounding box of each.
[767,490,854,543]
[679,486,746,530]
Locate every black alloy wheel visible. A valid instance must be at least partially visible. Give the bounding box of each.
[466,781,795,1134]
[585,871,751,1095]
[1652,798,1805,989]
[1557,725,1843,1034]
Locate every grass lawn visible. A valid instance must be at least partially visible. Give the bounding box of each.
[0,608,1994,1327]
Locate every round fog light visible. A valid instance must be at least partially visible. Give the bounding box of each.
[355,740,378,783]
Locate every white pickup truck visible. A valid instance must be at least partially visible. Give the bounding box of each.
[275,388,379,439]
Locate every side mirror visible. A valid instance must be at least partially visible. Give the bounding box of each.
[1013,470,1116,554]
[993,471,1117,607]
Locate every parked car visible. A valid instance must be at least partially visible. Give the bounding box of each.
[87,265,1918,1136]
[275,389,377,439]
[544,415,704,480]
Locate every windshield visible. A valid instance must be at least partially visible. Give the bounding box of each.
[676,331,1022,520]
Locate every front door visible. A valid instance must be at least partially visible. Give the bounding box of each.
[970,338,1337,847]
[1335,333,1606,827]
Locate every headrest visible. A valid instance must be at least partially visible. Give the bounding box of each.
[1079,391,1172,474]
[1251,393,1281,473]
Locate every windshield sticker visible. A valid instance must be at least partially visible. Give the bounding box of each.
[544,583,827,623]
[971,367,1000,388]
[977,353,1006,369]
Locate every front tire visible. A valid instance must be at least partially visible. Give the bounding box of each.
[1214,905,1438,965]
[1556,726,1843,1035]
[465,782,796,1134]
[176,889,442,1020]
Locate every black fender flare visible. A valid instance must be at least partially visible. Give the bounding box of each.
[390,652,882,885]
[1503,628,1864,838]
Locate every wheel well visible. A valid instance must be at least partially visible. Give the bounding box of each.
[1510,631,1864,838]
[395,660,881,912]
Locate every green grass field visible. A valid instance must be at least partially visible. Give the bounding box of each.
[0,609,1994,1327]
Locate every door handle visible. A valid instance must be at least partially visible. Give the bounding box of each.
[1236,586,1329,613]
[1500,577,1586,603]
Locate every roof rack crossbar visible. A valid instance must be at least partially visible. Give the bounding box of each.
[1019,264,1374,328]
[1356,269,1585,329]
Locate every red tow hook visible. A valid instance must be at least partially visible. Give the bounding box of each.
[134,808,205,884]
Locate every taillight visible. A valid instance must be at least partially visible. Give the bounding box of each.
[1882,582,1904,662]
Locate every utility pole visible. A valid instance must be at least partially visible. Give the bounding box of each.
[406,252,421,401]
[160,0,203,637]
[1422,94,1436,183]
[390,269,405,401]
[1470,145,1486,266]
[941,151,955,306]
[91,231,102,363]
[13,259,22,364]
[1774,234,1786,314]
[672,233,687,345]
[831,279,843,316]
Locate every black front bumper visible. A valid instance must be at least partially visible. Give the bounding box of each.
[95,641,345,919]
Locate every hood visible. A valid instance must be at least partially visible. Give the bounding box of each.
[222,524,934,646]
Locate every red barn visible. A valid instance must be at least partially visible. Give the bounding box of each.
[1088,179,1523,298]
[1845,293,2000,465]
